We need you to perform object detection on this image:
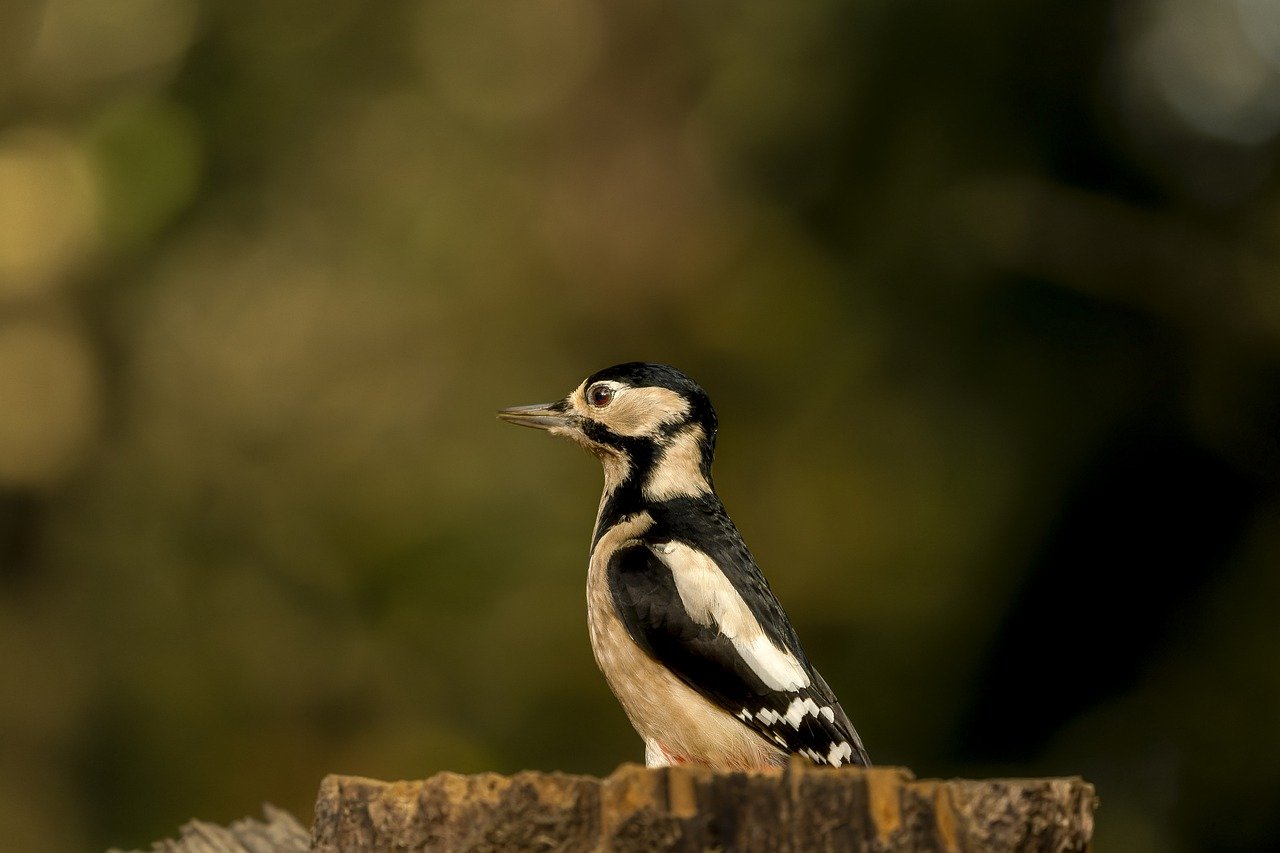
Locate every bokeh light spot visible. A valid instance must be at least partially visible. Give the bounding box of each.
[415,0,604,124]
[23,0,200,97]
[0,128,97,300]
[88,99,203,249]
[0,317,99,486]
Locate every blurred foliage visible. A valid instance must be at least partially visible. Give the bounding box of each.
[0,0,1278,850]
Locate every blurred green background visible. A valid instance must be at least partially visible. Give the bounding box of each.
[1,0,1278,850]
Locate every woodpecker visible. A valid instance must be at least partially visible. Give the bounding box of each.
[498,362,869,770]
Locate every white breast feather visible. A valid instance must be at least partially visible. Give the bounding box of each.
[653,541,811,692]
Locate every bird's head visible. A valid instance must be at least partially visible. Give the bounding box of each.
[499,362,718,500]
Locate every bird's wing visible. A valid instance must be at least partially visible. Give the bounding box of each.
[607,539,869,767]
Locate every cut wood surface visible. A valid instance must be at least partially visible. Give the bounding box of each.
[311,762,1097,852]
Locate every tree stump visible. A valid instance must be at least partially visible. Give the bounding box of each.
[310,762,1096,852]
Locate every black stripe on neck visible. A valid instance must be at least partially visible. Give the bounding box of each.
[586,421,718,547]
[586,422,656,546]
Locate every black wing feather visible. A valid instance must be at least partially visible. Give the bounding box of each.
[608,538,869,767]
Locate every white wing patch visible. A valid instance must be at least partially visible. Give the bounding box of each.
[827,741,854,767]
[784,696,825,728]
[747,697,836,730]
[652,541,811,692]
[756,707,782,726]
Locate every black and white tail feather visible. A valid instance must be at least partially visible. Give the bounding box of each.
[500,362,870,770]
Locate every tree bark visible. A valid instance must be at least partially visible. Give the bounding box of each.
[310,762,1096,852]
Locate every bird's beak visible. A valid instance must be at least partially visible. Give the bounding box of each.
[497,401,574,431]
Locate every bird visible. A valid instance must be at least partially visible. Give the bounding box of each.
[498,362,869,771]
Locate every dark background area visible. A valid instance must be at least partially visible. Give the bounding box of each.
[1,1,1278,850]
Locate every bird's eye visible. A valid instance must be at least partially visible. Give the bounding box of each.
[587,384,614,407]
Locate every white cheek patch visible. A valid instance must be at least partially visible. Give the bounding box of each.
[599,387,691,437]
[642,427,711,502]
[653,541,811,692]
